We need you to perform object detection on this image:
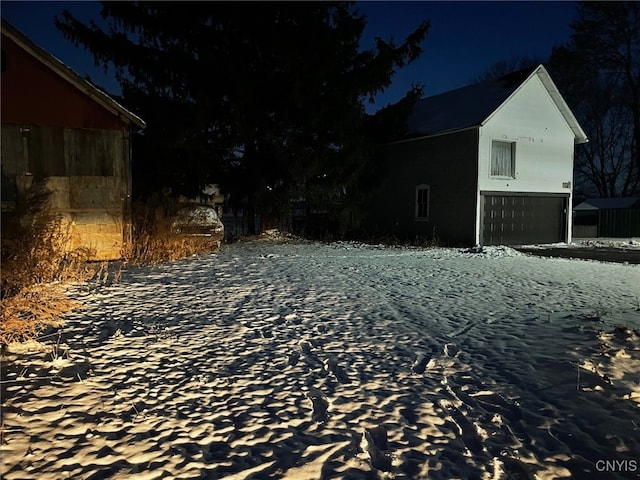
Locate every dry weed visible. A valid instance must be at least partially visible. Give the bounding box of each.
[0,284,81,345]
[1,179,96,346]
[123,197,222,265]
[124,232,220,264]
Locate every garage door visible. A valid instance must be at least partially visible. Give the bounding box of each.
[481,194,566,246]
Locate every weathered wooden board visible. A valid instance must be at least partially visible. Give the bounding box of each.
[2,125,129,260]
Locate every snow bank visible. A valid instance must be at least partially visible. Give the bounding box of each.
[523,237,640,250]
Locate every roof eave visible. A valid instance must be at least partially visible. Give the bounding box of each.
[479,65,588,145]
[383,125,479,146]
[534,65,588,145]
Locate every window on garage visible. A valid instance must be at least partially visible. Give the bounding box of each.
[415,184,430,221]
[491,140,515,178]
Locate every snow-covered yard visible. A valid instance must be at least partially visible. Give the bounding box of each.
[2,237,639,479]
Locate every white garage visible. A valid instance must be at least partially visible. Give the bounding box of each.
[369,64,588,246]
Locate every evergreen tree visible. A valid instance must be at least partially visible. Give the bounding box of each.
[55,2,429,234]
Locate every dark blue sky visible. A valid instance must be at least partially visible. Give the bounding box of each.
[1,1,579,113]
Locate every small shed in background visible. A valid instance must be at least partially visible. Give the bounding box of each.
[573,197,640,238]
[1,19,145,260]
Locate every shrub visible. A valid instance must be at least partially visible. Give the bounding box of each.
[1,179,95,347]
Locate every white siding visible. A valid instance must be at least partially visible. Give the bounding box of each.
[474,74,576,244]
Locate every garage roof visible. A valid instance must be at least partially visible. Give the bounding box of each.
[406,64,587,145]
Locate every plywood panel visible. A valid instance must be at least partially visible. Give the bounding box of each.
[29,125,65,175]
[67,211,123,260]
[43,176,71,210]
[1,124,25,176]
[69,176,123,210]
[64,128,120,176]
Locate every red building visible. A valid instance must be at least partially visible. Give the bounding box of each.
[1,19,145,259]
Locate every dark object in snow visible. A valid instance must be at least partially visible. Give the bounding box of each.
[579,314,602,322]
[58,361,93,380]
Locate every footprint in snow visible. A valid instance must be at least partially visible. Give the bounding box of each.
[299,339,314,354]
[285,314,302,325]
[324,358,350,384]
[400,405,418,425]
[362,426,393,472]
[306,387,329,422]
[412,352,430,374]
[439,400,484,455]
[287,351,300,366]
[314,324,328,334]
[443,343,459,357]
[367,425,389,450]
